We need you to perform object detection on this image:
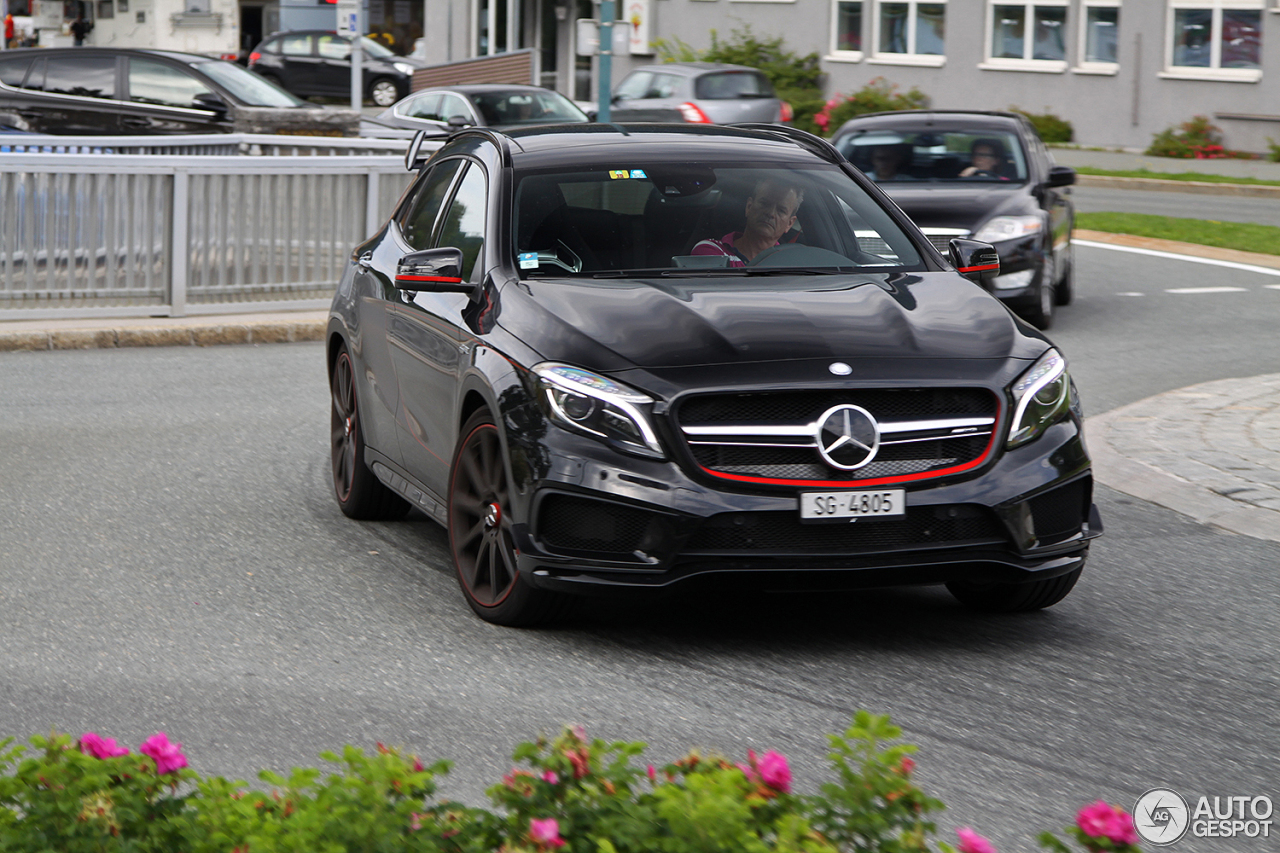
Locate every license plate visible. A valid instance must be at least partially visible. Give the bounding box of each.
[800,489,905,521]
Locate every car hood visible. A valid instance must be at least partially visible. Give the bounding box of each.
[499,272,1042,372]
[876,184,1033,232]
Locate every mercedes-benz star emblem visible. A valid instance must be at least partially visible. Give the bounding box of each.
[815,404,880,470]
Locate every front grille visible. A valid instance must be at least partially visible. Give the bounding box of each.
[677,388,999,484]
[1029,478,1089,541]
[537,494,660,556]
[684,505,1006,554]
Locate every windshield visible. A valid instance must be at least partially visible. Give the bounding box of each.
[196,59,306,107]
[472,90,589,126]
[512,162,923,277]
[836,128,1028,184]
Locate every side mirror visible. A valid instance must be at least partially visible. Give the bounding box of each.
[396,247,472,293]
[193,92,228,116]
[948,238,1000,287]
[446,114,471,128]
[1046,165,1076,188]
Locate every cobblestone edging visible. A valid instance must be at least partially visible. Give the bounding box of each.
[1087,374,1280,544]
[0,318,326,352]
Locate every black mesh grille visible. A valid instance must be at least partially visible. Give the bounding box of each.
[677,389,997,482]
[1030,479,1088,541]
[684,505,1006,554]
[537,494,662,556]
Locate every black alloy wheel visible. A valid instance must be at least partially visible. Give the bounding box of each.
[330,345,410,519]
[1024,254,1055,331]
[448,409,565,626]
[1055,237,1075,306]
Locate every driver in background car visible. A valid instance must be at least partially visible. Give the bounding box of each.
[690,178,804,267]
[959,138,1013,180]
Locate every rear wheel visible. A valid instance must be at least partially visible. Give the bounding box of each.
[946,564,1083,612]
[1055,239,1075,306]
[448,409,566,626]
[368,77,401,107]
[330,345,410,520]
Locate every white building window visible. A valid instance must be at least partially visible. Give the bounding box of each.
[982,1,1068,71]
[1077,0,1119,72]
[868,1,946,66]
[830,0,864,60]
[1164,0,1262,81]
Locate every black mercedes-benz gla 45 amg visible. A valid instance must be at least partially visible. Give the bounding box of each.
[326,123,1101,626]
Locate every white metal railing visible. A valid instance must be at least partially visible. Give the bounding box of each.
[0,132,414,157]
[0,136,431,320]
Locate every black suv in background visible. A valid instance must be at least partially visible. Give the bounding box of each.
[326,123,1101,626]
[0,47,331,135]
[249,30,426,106]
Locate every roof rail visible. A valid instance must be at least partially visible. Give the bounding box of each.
[729,123,844,164]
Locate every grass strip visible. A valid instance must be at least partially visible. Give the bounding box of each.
[1074,166,1280,187]
[1077,212,1280,256]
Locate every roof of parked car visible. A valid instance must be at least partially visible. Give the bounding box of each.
[627,62,766,75]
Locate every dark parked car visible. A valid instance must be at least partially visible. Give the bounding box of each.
[832,110,1076,329]
[249,30,426,107]
[371,84,590,134]
[0,47,332,135]
[608,62,791,124]
[326,122,1100,625]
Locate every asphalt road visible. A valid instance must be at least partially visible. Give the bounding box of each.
[1,245,1278,853]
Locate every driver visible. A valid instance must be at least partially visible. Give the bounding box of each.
[691,178,803,267]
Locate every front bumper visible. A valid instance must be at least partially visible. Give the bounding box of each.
[509,416,1100,596]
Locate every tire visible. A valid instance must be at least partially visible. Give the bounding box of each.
[947,564,1083,613]
[448,409,566,626]
[330,345,411,520]
[368,77,401,107]
[1022,255,1055,331]
[1055,239,1075,306]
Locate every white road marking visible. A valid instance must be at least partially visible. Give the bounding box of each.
[1116,292,1146,297]
[1165,286,1249,294]
[1075,239,1280,278]
[1267,285,1280,291]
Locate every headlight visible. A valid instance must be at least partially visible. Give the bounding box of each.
[393,62,415,76]
[1007,348,1072,449]
[973,215,1042,243]
[534,363,664,458]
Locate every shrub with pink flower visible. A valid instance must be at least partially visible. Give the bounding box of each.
[1040,800,1142,852]
[79,731,129,759]
[139,731,188,775]
[530,817,566,848]
[956,826,997,853]
[757,750,792,794]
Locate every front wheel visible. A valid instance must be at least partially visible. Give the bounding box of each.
[448,409,566,626]
[1022,255,1055,331]
[946,564,1083,612]
[367,77,402,107]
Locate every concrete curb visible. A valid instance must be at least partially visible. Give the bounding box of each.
[1075,174,1280,198]
[0,313,328,352]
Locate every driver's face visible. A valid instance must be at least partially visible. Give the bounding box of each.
[744,184,800,242]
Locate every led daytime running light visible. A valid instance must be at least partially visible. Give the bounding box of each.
[534,363,663,456]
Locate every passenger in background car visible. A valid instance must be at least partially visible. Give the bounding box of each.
[691,178,804,267]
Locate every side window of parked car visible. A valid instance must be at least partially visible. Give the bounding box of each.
[280,34,313,56]
[614,71,653,100]
[36,55,117,98]
[128,59,212,108]
[316,34,349,60]
[648,73,681,98]
[400,159,463,250]
[438,93,472,124]
[436,164,488,283]
[402,93,442,121]
[0,57,31,88]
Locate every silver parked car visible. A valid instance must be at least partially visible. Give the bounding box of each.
[608,62,791,125]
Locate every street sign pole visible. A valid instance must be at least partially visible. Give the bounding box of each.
[337,0,361,110]
[596,0,613,123]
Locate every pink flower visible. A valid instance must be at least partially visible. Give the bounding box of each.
[646,764,657,782]
[80,732,129,759]
[410,812,425,832]
[956,827,996,853]
[139,732,188,775]
[541,770,559,784]
[530,817,566,848]
[1077,801,1138,845]
[899,756,915,776]
[736,762,759,783]
[757,750,791,793]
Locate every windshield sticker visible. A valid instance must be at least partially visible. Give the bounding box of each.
[518,252,539,269]
[609,170,630,180]
[630,169,647,179]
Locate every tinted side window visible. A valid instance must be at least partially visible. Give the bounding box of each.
[648,73,682,98]
[614,71,653,100]
[695,71,774,99]
[437,164,488,283]
[0,57,32,88]
[400,159,463,250]
[128,59,212,108]
[260,37,282,54]
[280,34,313,56]
[42,55,117,98]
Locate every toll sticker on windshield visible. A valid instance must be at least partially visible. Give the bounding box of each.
[518,252,539,269]
[609,170,630,180]
[629,169,647,179]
